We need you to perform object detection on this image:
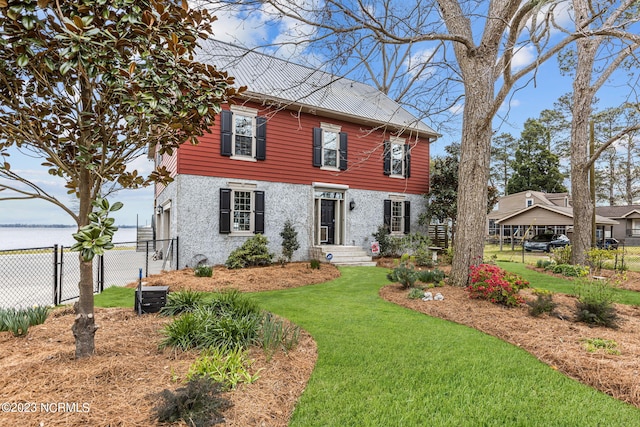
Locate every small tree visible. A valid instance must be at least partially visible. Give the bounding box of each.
[0,1,241,358]
[280,220,300,264]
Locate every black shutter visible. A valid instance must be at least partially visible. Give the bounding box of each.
[312,127,322,167]
[383,199,391,230]
[219,188,231,234]
[383,141,391,175]
[404,144,411,178]
[220,110,233,156]
[403,201,411,234]
[339,132,348,171]
[254,191,265,234]
[256,116,267,160]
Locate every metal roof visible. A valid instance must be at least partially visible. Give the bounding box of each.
[196,39,439,139]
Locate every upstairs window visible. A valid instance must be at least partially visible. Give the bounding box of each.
[220,107,267,161]
[313,123,348,170]
[384,138,411,178]
[233,113,254,157]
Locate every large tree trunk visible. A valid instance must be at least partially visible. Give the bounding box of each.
[449,59,495,286]
[569,13,597,266]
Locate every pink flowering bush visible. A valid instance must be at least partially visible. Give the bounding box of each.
[466,264,530,307]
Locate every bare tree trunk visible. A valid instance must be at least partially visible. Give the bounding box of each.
[569,35,597,266]
[449,58,495,286]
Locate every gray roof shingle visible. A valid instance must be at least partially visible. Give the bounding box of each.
[197,39,439,139]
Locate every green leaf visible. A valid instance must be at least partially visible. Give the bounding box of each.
[16,54,29,67]
[110,201,124,211]
[59,61,73,75]
[94,236,111,246]
[21,15,36,30]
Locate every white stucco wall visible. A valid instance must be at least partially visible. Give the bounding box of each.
[155,175,426,267]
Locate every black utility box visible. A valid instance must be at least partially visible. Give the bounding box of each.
[135,286,169,314]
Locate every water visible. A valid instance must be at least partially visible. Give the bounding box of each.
[0,226,139,250]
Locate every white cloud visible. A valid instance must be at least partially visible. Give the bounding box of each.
[449,103,464,115]
[509,45,536,71]
[404,47,438,80]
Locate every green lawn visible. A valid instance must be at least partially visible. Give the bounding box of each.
[485,244,640,272]
[251,266,640,426]
[498,261,640,306]
[94,286,134,308]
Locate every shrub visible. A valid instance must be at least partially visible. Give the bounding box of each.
[259,312,301,361]
[187,345,261,390]
[309,259,321,269]
[574,278,618,328]
[416,269,445,285]
[206,289,262,319]
[550,245,572,265]
[552,264,589,277]
[587,248,616,271]
[0,306,50,337]
[407,288,425,299]
[160,308,262,350]
[372,225,391,256]
[159,291,263,351]
[414,247,434,267]
[386,263,417,289]
[466,264,529,307]
[160,289,206,317]
[225,235,274,269]
[527,289,557,317]
[280,220,300,264]
[153,377,232,427]
[536,259,554,269]
[581,338,620,355]
[194,265,213,277]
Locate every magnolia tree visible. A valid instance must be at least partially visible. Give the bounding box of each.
[0,0,242,358]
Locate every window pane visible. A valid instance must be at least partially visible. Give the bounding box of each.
[234,114,253,156]
[324,148,337,167]
[235,135,252,156]
[323,130,338,167]
[324,131,337,150]
[233,212,251,231]
[233,191,252,231]
[391,201,403,233]
[391,144,404,175]
[235,115,253,137]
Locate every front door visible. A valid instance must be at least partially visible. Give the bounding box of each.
[320,199,336,244]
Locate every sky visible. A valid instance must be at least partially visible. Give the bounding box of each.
[0,1,637,226]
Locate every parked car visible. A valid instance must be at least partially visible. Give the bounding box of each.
[523,233,570,252]
[596,238,619,250]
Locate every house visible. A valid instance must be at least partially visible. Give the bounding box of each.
[152,40,439,267]
[487,190,618,247]
[595,205,640,246]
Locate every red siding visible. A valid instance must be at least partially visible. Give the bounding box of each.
[176,104,430,195]
[154,149,179,198]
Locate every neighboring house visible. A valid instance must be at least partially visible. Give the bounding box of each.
[152,40,439,267]
[595,205,640,246]
[487,190,617,246]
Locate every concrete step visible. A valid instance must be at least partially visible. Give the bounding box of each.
[311,245,376,266]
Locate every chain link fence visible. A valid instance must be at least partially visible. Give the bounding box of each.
[0,238,177,309]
